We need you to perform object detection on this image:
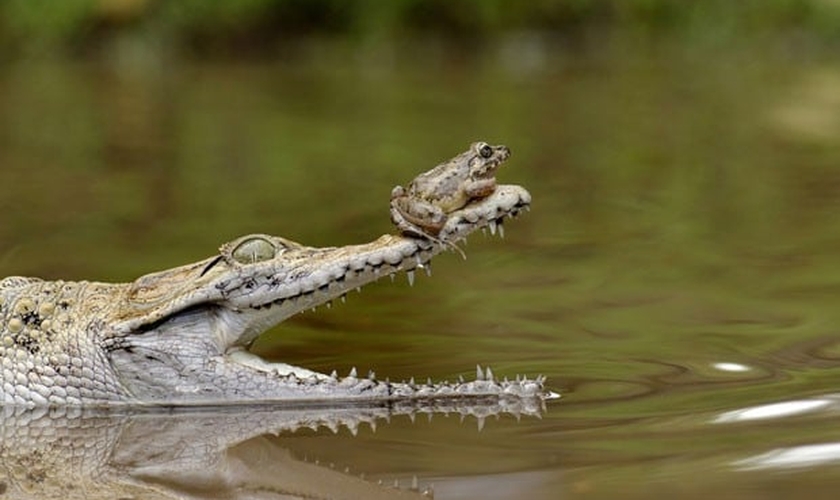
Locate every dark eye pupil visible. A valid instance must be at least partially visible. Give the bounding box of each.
[479,145,493,158]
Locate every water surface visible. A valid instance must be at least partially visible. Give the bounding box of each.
[2,37,840,498]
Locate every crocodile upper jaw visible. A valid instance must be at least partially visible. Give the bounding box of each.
[113,185,531,353]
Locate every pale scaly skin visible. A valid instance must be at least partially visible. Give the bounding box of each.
[390,141,510,238]
[0,144,549,407]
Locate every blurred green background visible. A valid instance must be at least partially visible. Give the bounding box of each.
[4,0,840,57]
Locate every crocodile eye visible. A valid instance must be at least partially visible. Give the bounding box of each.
[478,143,493,159]
[231,237,276,264]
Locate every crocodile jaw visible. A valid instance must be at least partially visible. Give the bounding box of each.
[105,185,550,404]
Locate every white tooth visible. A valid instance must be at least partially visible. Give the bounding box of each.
[407,270,415,286]
[497,222,504,238]
[424,262,432,277]
[356,287,362,293]
[340,294,346,303]
[311,307,316,313]
[326,301,332,309]
[476,364,484,381]
[489,220,497,235]
[481,227,487,236]
[390,273,395,282]
[349,367,357,378]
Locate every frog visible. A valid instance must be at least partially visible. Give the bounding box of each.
[389,141,511,240]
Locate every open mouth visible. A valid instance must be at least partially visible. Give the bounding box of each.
[110,184,548,405]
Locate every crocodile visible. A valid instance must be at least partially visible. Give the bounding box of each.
[0,143,549,407]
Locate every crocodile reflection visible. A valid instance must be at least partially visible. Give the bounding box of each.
[0,398,544,499]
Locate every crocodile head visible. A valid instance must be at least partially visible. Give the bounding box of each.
[105,185,550,405]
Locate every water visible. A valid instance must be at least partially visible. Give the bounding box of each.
[2,36,840,498]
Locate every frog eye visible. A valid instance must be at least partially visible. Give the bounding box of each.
[478,143,494,159]
[231,237,278,264]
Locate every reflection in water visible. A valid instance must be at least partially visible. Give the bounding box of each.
[0,401,543,500]
[710,362,752,373]
[714,396,840,424]
[735,443,840,471]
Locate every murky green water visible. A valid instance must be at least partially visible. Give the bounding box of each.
[3,37,840,498]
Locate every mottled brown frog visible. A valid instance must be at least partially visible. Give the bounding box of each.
[390,141,511,239]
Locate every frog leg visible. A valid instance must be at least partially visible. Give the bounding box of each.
[389,186,466,258]
[464,178,497,199]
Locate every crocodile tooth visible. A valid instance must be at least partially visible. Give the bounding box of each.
[330,370,338,379]
[485,366,494,382]
[409,377,415,386]
[497,220,505,238]
[406,270,415,287]
[325,301,332,309]
[423,262,432,277]
[355,286,362,293]
[489,220,497,235]
[368,370,375,380]
[477,416,486,432]
[481,227,487,236]
[349,367,357,378]
[458,374,464,384]
[390,273,395,282]
[340,294,346,303]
